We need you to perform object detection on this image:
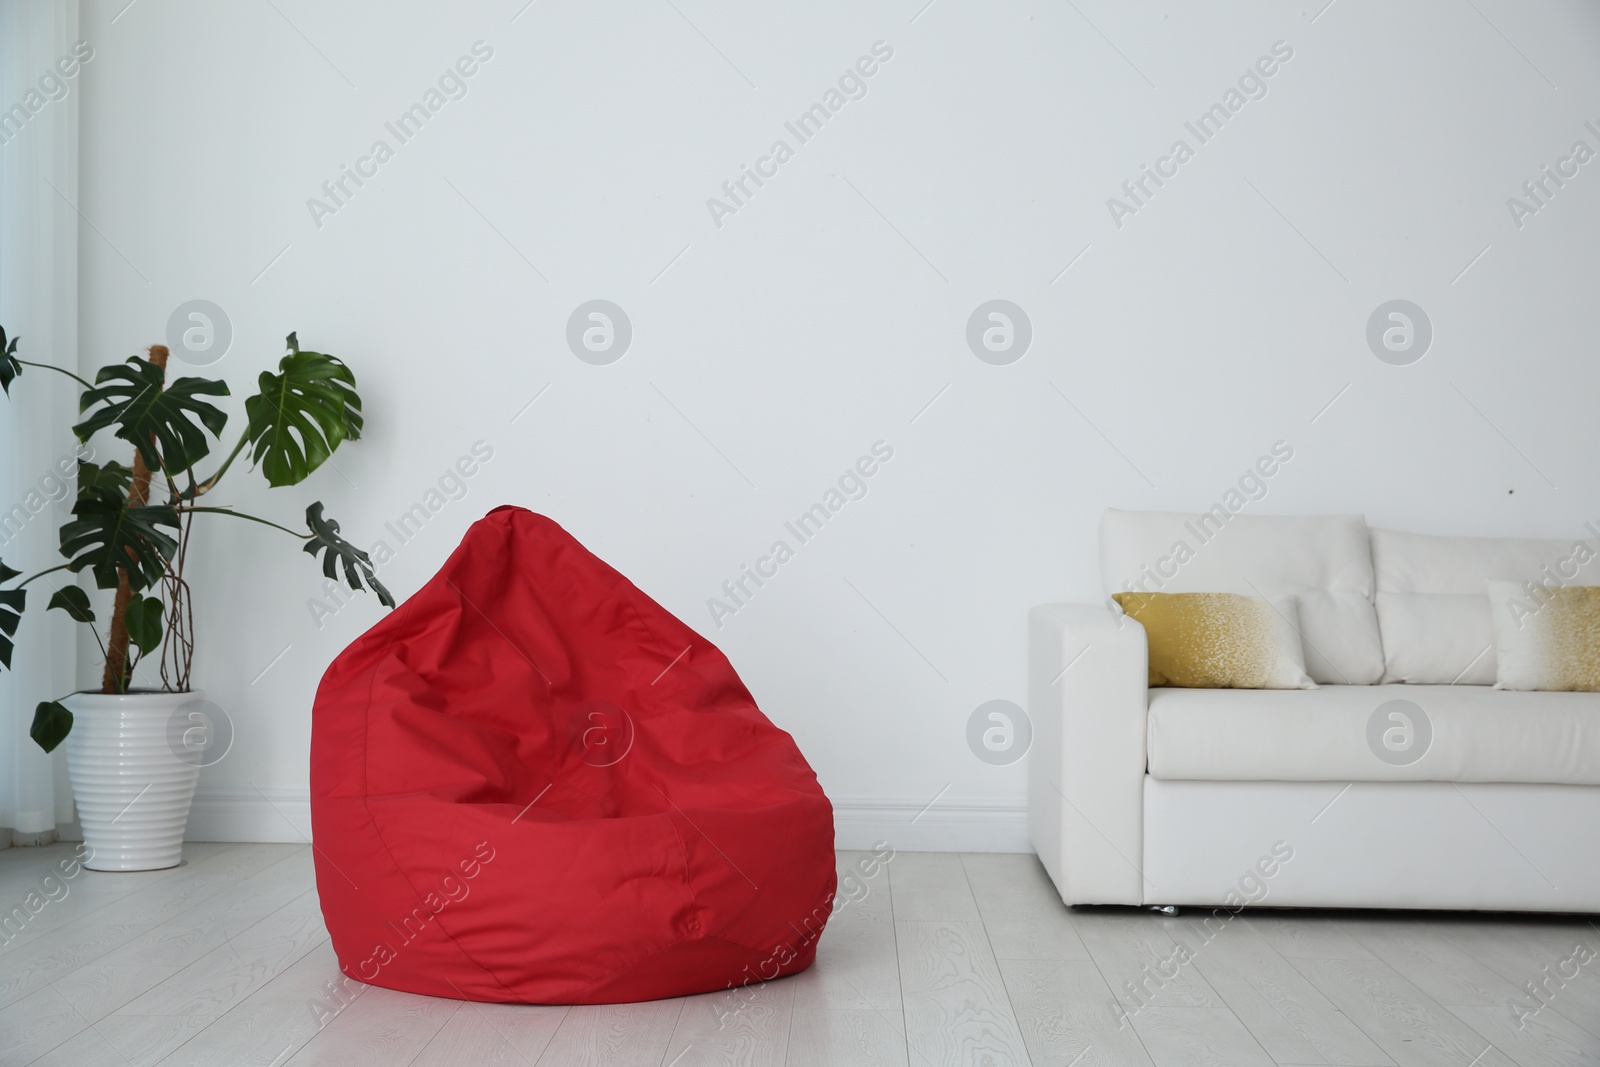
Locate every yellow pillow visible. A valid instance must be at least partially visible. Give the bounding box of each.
[1112,591,1317,689]
[1487,580,1600,691]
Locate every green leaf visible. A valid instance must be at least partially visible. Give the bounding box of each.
[60,475,179,591]
[303,502,394,608]
[76,459,134,501]
[0,585,23,670]
[244,339,362,488]
[125,593,163,657]
[30,700,73,752]
[73,357,229,475]
[0,327,19,396]
[46,585,95,623]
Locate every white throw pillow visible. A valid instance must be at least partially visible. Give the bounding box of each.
[1487,579,1600,691]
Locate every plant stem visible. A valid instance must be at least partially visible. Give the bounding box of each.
[190,433,250,497]
[102,344,168,693]
[177,506,308,539]
[10,564,105,670]
[81,602,110,667]
[14,358,93,390]
[18,563,72,588]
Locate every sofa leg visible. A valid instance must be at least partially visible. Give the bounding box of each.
[1147,905,1180,916]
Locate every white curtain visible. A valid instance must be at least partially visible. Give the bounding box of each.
[0,0,81,845]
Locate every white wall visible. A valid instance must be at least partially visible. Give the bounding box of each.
[66,0,1600,848]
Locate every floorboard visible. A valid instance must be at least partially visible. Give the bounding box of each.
[895,919,1032,1065]
[533,998,684,1066]
[409,1000,570,1066]
[663,978,793,1067]
[1190,920,1392,1065]
[785,1009,909,1066]
[1127,1006,1276,1067]
[887,852,980,923]
[790,851,901,1012]
[1288,955,1519,1067]
[997,957,1156,1067]
[962,853,1091,962]
[1072,909,1224,1009]
[281,984,456,1066]
[0,841,1593,1066]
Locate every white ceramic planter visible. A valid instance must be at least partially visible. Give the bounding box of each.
[65,690,202,871]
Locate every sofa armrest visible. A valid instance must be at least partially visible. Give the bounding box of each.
[1028,603,1149,905]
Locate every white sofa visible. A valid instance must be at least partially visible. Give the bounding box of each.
[1029,509,1600,914]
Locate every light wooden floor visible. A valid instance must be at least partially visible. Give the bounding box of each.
[0,843,1596,1066]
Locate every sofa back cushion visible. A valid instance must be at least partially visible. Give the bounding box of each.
[1371,592,1495,684]
[1370,528,1600,685]
[1100,509,1383,684]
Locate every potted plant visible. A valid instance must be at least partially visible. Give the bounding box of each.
[0,327,392,870]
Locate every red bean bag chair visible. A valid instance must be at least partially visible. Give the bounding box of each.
[310,506,836,1003]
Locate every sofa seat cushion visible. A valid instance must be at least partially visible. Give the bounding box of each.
[1146,684,1600,784]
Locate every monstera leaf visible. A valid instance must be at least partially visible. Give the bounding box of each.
[74,356,229,475]
[77,459,134,500]
[0,560,22,670]
[244,334,363,488]
[0,326,19,396]
[60,468,179,591]
[303,502,393,608]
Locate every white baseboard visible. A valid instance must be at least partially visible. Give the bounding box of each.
[185,786,312,843]
[831,796,1030,853]
[178,788,1032,854]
